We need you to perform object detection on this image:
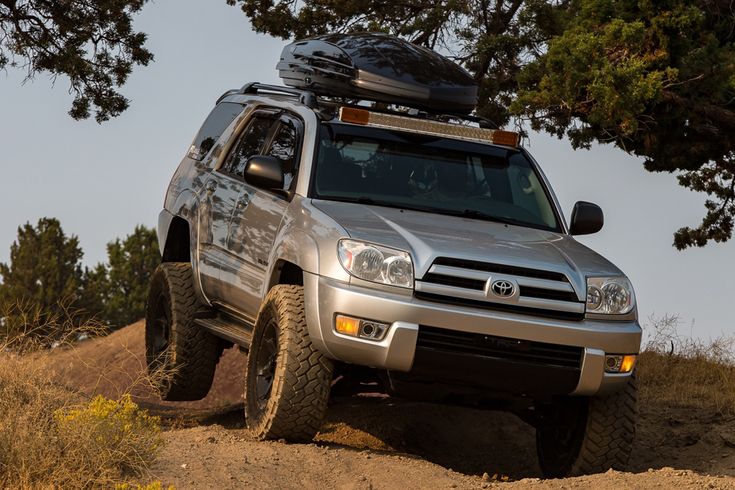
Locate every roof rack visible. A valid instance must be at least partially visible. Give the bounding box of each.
[216,82,318,108]
[216,82,497,129]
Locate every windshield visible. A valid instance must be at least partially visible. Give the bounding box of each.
[312,123,561,231]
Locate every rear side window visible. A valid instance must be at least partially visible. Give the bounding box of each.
[187,102,244,160]
[220,115,275,177]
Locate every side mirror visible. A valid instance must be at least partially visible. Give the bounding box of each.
[569,201,604,235]
[244,155,283,190]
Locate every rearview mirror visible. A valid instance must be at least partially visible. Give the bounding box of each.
[244,155,283,190]
[569,201,604,235]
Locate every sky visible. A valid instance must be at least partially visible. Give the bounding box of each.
[0,0,733,340]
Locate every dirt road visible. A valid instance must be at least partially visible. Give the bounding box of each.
[47,322,735,489]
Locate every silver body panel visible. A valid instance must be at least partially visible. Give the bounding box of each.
[158,91,642,398]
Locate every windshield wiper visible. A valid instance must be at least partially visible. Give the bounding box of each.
[456,209,524,227]
[321,195,377,205]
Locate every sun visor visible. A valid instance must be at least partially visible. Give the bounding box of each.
[276,33,478,115]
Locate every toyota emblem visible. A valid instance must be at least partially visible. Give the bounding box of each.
[491,279,515,297]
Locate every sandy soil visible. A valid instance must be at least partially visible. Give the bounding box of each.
[45,322,735,489]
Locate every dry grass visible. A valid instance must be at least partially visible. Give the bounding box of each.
[637,314,735,415]
[0,303,166,489]
[0,298,110,353]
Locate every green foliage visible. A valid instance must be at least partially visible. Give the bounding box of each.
[231,0,735,248]
[98,225,160,327]
[0,218,86,339]
[0,219,160,343]
[514,0,735,249]
[0,0,153,122]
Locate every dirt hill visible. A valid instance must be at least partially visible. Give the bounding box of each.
[45,322,735,489]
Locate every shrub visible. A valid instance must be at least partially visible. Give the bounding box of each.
[0,354,162,488]
[55,394,163,480]
[637,314,735,415]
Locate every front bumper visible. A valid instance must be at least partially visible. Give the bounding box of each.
[304,273,641,397]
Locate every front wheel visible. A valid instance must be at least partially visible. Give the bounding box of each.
[244,285,333,442]
[536,376,637,477]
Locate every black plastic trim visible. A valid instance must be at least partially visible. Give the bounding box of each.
[431,257,569,283]
[417,325,583,369]
[414,291,585,321]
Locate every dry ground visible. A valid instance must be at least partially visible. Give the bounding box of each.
[45,322,735,489]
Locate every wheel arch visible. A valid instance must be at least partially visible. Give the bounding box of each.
[264,228,319,294]
[161,215,191,263]
[267,259,305,291]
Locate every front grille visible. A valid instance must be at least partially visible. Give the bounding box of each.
[417,325,583,369]
[432,257,567,282]
[519,286,578,302]
[415,257,585,320]
[422,273,485,290]
[414,292,585,321]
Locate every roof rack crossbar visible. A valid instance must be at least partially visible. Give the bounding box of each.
[238,82,318,109]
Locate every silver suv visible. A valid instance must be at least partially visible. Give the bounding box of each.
[147,81,641,477]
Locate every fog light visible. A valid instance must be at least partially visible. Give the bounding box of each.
[605,354,637,373]
[359,321,388,340]
[334,315,389,341]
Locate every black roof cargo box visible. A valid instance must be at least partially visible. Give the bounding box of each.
[276,33,478,115]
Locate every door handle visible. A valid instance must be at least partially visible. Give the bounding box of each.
[205,180,217,193]
[235,195,250,209]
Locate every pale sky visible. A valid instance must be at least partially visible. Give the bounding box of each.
[0,1,732,340]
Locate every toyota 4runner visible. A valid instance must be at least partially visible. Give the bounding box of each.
[146,34,641,478]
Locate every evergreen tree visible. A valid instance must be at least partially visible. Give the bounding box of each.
[0,0,153,122]
[0,218,85,339]
[95,225,160,328]
[229,0,735,248]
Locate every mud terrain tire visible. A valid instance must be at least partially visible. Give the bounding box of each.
[536,375,637,477]
[245,285,333,442]
[145,262,222,401]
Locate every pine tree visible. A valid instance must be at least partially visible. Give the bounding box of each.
[0,218,85,339]
[96,225,160,328]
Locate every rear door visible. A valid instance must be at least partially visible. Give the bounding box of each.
[222,112,304,316]
[198,110,278,300]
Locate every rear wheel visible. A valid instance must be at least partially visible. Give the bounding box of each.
[536,376,637,477]
[245,285,333,442]
[145,262,223,401]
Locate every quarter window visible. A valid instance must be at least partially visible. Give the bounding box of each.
[187,102,244,160]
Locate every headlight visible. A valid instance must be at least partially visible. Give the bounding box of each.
[586,277,635,315]
[338,239,414,288]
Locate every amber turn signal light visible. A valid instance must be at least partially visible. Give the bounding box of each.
[335,315,361,336]
[604,354,637,373]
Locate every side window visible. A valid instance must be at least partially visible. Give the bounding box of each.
[220,115,275,177]
[265,117,302,190]
[187,102,244,160]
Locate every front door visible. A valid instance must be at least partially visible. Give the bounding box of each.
[199,110,278,305]
[224,113,304,316]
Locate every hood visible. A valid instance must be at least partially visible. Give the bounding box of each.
[312,199,624,299]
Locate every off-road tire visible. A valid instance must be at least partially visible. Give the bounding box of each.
[245,285,333,442]
[145,262,222,401]
[536,375,637,477]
